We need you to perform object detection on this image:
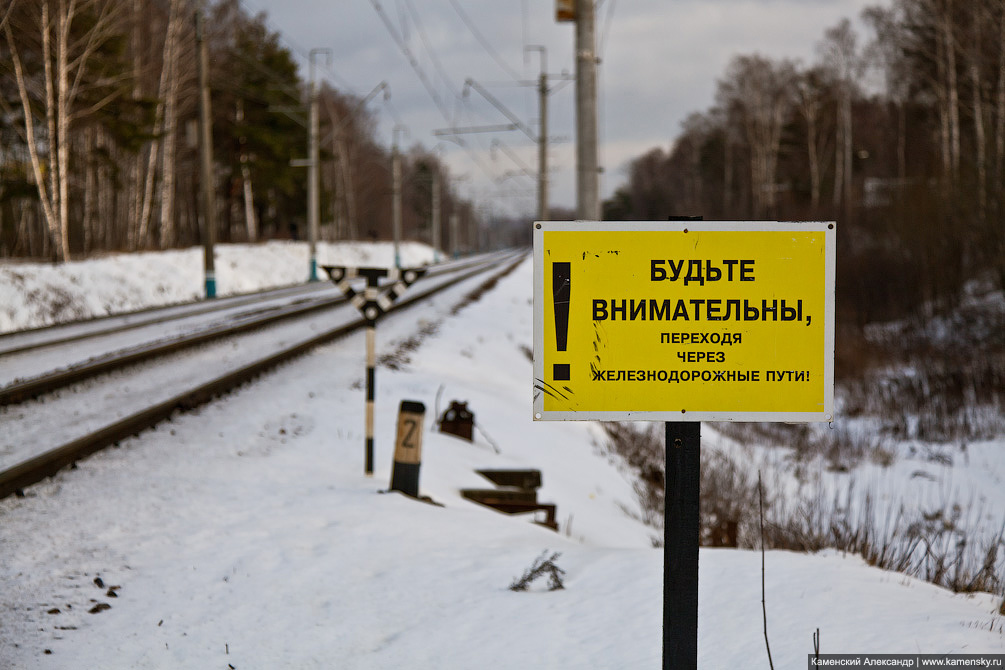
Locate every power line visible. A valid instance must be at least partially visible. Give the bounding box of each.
[236,0,360,94]
[448,0,522,84]
[213,0,533,219]
[369,0,508,191]
[598,0,617,58]
[370,0,452,120]
[402,0,462,104]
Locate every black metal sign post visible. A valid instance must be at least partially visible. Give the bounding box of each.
[664,215,703,670]
[324,265,425,476]
[665,421,700,669]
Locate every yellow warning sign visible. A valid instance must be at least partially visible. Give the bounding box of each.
[533,221,835,422]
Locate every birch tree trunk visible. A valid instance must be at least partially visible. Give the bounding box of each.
[4,9,60,259]
[46,2,64,259]
[937,30,952,194]
[83,125,96,253]
[833,109,844,210]
[241,159,256,242]
[137,0,182,248]
[796,76,822,211]
[159,0,182,249]
[723,132,733,216]
[932,0,959,201]
[808,110,820,212]
[842,85,853,223]
[127,0,143,249]
[6,0,126,261]
[970,4,987,222]
[944,0,960,181]
[236,99,257,242]
[995,5,1005,188]
[56,0,73,262]
[720,56,794,219]
[897,102,906,182]
[819,19,857,220]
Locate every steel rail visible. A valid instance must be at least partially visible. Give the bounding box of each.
[0,251,526,500]
[0,282,328,356]
[0,253,497,358]
[0,253,510,406]
[0,293,345,406]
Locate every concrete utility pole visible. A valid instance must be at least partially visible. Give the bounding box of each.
[431,167,441,262]
[526,46,550,222]
[449,212,459,259]
[575,0,600,221]
[392,125,407,269]
[195,11,216,298]
[307,49,331,282]
[470,206,481,253]
[538,64,549,222]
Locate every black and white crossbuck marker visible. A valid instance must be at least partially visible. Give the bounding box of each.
[323,265,427,476]
[324,265,427,326]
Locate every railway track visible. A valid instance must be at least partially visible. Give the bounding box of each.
[0,250,526,500]
[0,252,498,404]
[0,281,331,357]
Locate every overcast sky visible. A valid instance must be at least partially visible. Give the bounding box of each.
[242,0,889,218]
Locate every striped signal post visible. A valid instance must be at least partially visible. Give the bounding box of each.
[324,265,426,476]
[365,323,376,474]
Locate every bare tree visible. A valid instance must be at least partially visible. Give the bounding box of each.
[135,0,178,248]
[863,4,912,183]
[236,98,257,242]
[4,0,128,261]
[794,66,830,212]
[968,2,988,222]
[940,0,961,185]
[997,3,1005,189]
[717,55,797,219]
[158,0,186,249]
[818,19,862,223]
[627,147,672,220]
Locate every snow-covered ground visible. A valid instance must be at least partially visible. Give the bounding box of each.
[1,243,1003,668]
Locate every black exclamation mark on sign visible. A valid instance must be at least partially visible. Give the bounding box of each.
[552,262,571,381]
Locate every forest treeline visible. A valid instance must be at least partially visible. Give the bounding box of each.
[0,0,477,261]
[603,0,1004,326]
[3,0,1003,330]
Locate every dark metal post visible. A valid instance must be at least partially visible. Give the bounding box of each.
[664,421,700,669]
[664,214,703,669]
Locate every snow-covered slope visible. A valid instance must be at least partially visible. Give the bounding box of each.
[0,244,1002,668]
[0,241,436,333]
